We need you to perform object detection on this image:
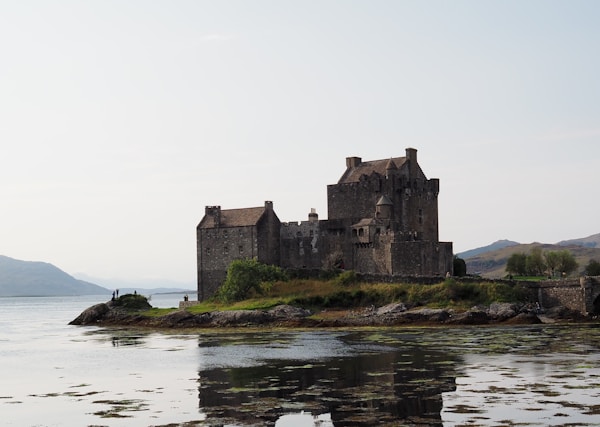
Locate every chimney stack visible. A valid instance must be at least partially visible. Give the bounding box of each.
[406,147,417,176]
[346,156,362,168]
[205,206,221,226]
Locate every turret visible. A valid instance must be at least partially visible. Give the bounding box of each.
[385,158,397,179]
[376,195,393,219]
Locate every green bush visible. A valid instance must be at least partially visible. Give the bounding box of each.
[217,259,287,303]
[446,279,481,301]
[333,270,358,286]
[584,259,600,276]
[113,293,152,310]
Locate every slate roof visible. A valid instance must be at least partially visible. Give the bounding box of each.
[376,195,393,206]
[338,156,407,184]
[199,206,265,229]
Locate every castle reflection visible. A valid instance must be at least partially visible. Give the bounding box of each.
[195,332,458,426]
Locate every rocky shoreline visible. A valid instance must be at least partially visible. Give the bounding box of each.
[69,300,591,329]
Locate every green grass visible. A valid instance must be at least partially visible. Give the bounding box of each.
[508,275,547,281]
[134,276,529,319]
[142,307,177,317]
[174,277,529,315]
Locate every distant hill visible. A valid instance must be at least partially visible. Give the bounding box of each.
[0,255,110,297]
[557,233,600,248]
[73,273,195,295]
[457,239,520,259]
[464,242,600,278]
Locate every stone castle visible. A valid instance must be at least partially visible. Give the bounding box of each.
[196,148,453,300]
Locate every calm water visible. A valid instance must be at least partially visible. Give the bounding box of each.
[0,295,599,426]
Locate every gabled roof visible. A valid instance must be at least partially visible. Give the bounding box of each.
[199,206,266,229]
[338,156,407,184]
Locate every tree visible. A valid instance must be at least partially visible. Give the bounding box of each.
[506,252,527,276]
[526,247,546,276]
[555,250,578,276]
[584,259,600,276]
[453,256,467,277]
[544,251,560,277]
[217,258,287,303]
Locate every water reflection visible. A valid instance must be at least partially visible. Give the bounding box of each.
[84,327,150,347]
[196,331,459,426]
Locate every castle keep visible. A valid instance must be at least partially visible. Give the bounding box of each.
[196,148,453,300]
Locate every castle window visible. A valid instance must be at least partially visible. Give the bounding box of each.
[358,228,364,237]
[239,245,244,254]
[206,247,211,255]
[418,209,423,225]
[376,228,381,235]
[223,230,228,238]
[223,246,228,255]
[352,229,358,237]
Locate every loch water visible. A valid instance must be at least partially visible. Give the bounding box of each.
[0,295,599,426]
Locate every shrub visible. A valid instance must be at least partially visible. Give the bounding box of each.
[217,259,287,303]
[113,293,152,310]
[446,279,480,301]
[333,270,358,286]
[584,259,600,276]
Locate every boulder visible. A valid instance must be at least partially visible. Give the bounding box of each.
[269,305,311,319]
[376,303,408,316]
[487,302,519,321]
[155,310,213,328]
[446,309,489,325]
[399,308,451,323]
[69,303,110,325]
[505,312,542,324]
[210,309,271,326]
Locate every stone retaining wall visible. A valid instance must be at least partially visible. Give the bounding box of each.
[179,300,202,309]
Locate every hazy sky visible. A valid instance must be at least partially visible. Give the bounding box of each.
[1,0,599,285]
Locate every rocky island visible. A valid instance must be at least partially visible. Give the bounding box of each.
[70,293,587,329]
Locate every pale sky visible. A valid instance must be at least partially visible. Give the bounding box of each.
[1,0,599,285]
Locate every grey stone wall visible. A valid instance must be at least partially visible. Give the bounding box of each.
[256,209,281,265]
[197,225,259,300]
[522,277,600,315]
[327,181,381,221]
[389,241,452,276]
[280,220,322,269]
[535,279,585,312]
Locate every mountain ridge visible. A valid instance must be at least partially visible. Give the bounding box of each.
[457,239,520,259]
[0,255,110,297]
[461,233,600,278]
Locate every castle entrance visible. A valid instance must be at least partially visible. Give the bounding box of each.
[593,294,600,316]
